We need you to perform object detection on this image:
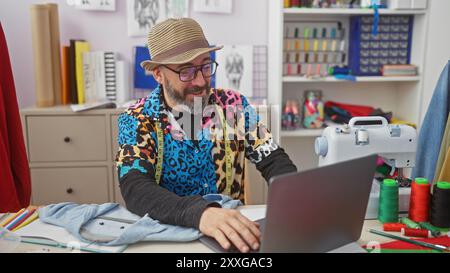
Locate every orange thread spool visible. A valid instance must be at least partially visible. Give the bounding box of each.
[409,178,431,223]
[383,223,407,232]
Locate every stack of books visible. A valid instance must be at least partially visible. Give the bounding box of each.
[62,40,130,111]
[382,65,418,77]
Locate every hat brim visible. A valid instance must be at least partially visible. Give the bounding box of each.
[141,45,223,72]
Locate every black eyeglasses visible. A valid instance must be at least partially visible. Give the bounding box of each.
[163,61,219,82]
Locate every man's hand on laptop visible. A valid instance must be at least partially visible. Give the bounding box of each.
[199,207,261,253]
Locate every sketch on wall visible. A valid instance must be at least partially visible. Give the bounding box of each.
[215,45,253,98]
[127,0,189,37]
[165,0,189,18]
[193,0,233,14]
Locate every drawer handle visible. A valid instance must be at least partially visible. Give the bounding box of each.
[64,137,71,143]
[66,188,74,194]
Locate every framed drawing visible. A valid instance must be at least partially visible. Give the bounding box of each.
[215,45,253,98]
[127,0,189,37]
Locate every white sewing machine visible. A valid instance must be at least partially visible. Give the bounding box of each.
[314,117,417,219]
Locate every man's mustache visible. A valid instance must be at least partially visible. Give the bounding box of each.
[184,85,208,95]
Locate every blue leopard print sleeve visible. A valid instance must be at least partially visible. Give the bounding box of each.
[115,112,158,180]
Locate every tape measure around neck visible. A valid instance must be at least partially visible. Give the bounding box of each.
[155,121,164,184]
[219,108,233,196]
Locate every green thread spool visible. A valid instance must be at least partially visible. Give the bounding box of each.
[378,179,399,223]
[419,222,442,237]
[437,181,450,190]
[401,217,421,229]
[383,179,397,187]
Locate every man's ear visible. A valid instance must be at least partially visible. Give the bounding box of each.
[152,67,163,84]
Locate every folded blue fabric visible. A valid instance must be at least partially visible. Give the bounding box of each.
[38,194,242,246]
[412,61,450,182]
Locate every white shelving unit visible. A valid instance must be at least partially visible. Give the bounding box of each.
[268,1,430,170]
[280,121,342,138]
[283,8,427,15]
[280,128,327,138]
[283,76,422,83]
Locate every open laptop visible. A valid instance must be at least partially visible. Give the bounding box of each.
[200,154,377,253]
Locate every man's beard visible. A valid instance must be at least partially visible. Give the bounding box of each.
[163,79,210,114]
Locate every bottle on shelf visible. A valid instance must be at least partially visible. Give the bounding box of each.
[282,100,302,130]
[302,90,325,129]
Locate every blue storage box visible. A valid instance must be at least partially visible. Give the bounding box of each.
[348,15,414,76]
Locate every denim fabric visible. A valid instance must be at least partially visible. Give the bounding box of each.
[412,61,450,182]
[38,194,242,246]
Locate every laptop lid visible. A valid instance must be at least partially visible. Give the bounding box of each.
[261,155,377,253]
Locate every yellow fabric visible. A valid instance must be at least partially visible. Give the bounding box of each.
[437,147,450,183]
[390,118,417,129]
[434,114,450,184]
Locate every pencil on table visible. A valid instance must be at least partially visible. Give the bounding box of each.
[12,210,39,232]
[9,208,37,231]
[5,209,31,230]
[0,208,25,228]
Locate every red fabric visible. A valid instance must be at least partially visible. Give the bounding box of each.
[379,236,450,251]
[0,22,31,212]
[324,101,375,117]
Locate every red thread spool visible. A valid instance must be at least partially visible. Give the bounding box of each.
[409,178,431,223]
[383,223,407,232]
[401,228,431,238]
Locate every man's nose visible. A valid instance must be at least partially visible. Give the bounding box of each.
[191,69,206,86]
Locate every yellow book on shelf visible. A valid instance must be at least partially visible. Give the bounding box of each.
[75,41,90,104]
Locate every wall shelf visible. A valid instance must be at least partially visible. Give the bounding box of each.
[281,121,342,138]
[281,129,324,138]
[284,8,427,15]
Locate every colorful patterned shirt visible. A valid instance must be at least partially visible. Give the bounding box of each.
[116,86,279,202]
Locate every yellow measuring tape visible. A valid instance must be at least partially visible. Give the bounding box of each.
[153,110,233,196]
[155,122,164,184]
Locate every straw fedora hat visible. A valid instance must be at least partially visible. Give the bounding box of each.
[141,18,223,71]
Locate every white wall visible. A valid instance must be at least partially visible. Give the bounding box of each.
[2,0,449,113]
[420,0,450,122]
[0,0,268,108]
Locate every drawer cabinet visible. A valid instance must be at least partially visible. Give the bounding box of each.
[21,107,118,205]
[30,167,109,205]
[27,116,107,162]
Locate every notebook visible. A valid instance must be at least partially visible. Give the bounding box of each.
[14,219,127,253]
[70,100,116,112]
[133,46,159,90]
